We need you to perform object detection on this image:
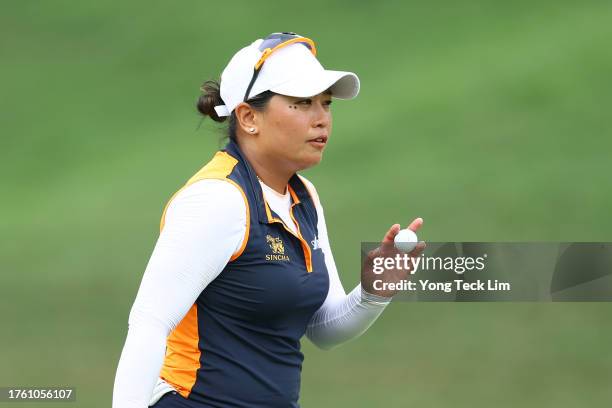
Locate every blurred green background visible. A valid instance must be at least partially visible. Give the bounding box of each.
[2,1,611,407]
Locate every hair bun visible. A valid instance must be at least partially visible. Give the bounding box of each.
[196,80,227,123]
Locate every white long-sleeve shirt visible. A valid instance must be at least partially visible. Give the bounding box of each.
[112,176,391,408]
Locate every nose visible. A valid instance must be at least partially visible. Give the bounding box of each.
[311,100,331,130]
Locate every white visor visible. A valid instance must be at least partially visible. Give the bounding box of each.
[214,36,360,117]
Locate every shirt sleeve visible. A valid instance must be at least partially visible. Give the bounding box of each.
[300,177,393,351]
[112,179,247,408]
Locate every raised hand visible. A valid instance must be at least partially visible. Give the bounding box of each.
[361,218,426,298]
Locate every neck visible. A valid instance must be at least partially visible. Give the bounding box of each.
[238,140,293,195]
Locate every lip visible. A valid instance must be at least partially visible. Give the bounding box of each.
[307,135,328,145]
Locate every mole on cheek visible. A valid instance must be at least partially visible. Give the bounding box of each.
[288,104,297,110]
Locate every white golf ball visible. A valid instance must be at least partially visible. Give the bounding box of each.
[394,228,418,253]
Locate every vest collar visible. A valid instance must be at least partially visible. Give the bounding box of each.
[224,139,312,225]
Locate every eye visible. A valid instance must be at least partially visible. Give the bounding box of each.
[324,100,333,106]
[297,99,312,104]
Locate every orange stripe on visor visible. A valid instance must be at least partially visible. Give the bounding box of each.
[255,36,317,70]
[244,32,317,101]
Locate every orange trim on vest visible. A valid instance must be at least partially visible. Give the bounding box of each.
[159,151,249,261]
[157,151,250,396]
[227,178,250,261]
[159,304,200,398]
[287,184,301,204]
[287,185,312,272]
[159,188,183,232]
[296,175,318,207]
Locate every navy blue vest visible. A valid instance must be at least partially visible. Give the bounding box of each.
[160,140,330,407]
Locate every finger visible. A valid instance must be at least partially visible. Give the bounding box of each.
[382,224,401,244]
[409,241,427,257]
[407,217,423,232]
[366,247,379,261]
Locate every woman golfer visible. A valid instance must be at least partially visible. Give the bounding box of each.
[113,32,424,408]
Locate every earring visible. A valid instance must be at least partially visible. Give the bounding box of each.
[249,128,256,133]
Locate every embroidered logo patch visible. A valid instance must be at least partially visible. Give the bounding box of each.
[266,235,290,261]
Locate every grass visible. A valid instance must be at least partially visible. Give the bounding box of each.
[2,1,611,406]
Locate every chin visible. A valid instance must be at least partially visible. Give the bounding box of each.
[297,153,324,171]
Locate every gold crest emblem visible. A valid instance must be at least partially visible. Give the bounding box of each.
[266,235,285,254]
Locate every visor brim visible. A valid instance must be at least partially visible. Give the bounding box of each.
[269,70,360,100]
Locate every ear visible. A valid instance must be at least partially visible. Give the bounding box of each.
[234,102,259,135]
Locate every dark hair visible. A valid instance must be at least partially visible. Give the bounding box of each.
[196,80,276,141]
